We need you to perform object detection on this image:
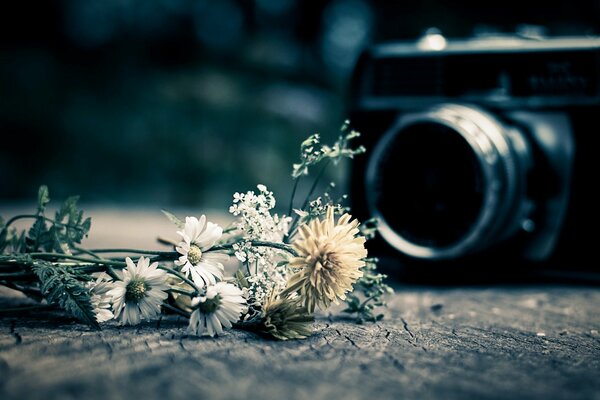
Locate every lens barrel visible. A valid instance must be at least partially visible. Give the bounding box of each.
[366,104,530,260]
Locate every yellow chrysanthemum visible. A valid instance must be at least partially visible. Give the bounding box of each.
[283,206,367,312]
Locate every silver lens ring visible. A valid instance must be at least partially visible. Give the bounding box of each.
[366,103,525,260]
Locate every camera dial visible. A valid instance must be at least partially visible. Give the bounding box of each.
[366,104,532,260]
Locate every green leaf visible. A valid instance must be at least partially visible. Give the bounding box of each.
[37,185,50,214]
[342,257,393,324]
[27,216,48,251]
[56,196,79,222]
[81,217,92,235]
[49,196,91,252]
[11,230,26,253]
[32,261,100,329]
[162,209,184,228]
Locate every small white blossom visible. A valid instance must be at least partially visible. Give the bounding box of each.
[108,257,169,325]
[187,282,247,337]
[228,185,291,305]
[175,216,226,289]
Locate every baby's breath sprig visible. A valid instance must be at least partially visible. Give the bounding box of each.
[290,120,365,180]
[286,122,365,243]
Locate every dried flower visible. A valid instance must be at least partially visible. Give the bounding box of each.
[259,293,313,340]
[283,206,367,312]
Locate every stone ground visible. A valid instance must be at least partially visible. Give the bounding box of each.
[1,285,599,400]
[0,207,599,399]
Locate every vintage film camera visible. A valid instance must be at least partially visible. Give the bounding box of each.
[349,32,600,277]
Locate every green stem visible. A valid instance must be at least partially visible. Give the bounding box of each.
[0,263,21,270]
[105,266,120,280]
[70,264,111,271]
[85,248,177,256]
[287,177,300,217]
[167,287,196,297]
[222,225,238,235]
[358,294,376,310]
[162,303,191,318]
[72,247,122,279]
[1,281,42,299]
[0,214,86,236]
[209,241,298,257]
[0,272,35,280]
[157,265,200,294]
[301,160,331,211]
[73,247,101,259]
[28,253,127,267]
[0,258,25,266]
[285,160,331,243]
[285,226,299,245]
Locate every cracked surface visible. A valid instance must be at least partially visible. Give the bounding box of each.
[1,285,599,399]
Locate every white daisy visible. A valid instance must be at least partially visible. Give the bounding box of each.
[86,273,115,323]
[175,216,226,289]
[108,256,169,325]
[187,282,247,337]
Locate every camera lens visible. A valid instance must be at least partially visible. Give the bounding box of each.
[377,122,484,247]
[366,104,529,260]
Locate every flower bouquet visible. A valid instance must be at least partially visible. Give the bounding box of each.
[0,123,392,340]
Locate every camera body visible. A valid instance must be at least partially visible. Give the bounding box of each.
[349,34,600,272]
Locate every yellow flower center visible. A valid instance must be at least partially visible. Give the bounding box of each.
[188,245,203,265]
[125,279,149,302]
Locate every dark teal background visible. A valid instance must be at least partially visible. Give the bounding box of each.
[1,0,597,208]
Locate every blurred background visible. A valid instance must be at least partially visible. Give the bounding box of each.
[1,0,599,210]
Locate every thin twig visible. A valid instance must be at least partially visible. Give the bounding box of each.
[287,178,300,217]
